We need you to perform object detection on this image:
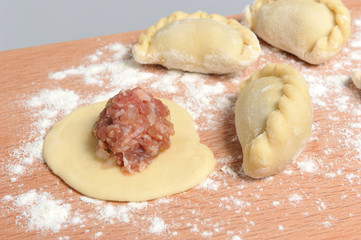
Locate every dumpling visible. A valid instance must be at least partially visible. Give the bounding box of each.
[352,70,361,89]
[133,11,261,74]
[242,0,351,64]
[235,63,313,178]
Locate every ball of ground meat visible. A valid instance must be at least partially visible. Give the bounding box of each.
[92,87,175,174]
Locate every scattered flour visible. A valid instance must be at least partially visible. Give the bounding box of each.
[297,160,318,173]
[221,165,239,178]
[71,216,83,225]
[196,177,220,191]
[28,88,80,119]
[322,221,332,228]
[148,217,167,235]
[9,165,25,175]
[354,19,361,27]
[283,169,293,175]
[201,231,213,237]
[58,236,70,240]
[79,196,104,205]
[231,236,242,240]
[94,232,103,238]
[288,194,303,203]
[324,173,336,178]
[351,70,361,89]
[98,204,129,224]
[2,15,361,238]
[345,173,357,184]
[2,195,14,201]
[189,223,199,232]
[155,198,173,204]
[14,190,71,233]
[316,199,327,211]
[96,201,148,224]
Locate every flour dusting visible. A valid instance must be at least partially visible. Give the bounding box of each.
[148,217,167,235]
[2,14,361,239]
[14,190,71,233]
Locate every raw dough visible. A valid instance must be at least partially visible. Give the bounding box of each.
[235,63,313,178]
[43,99,216,202]
[242,0,350,64]
[351,70,361,89]
[133,11,260,74]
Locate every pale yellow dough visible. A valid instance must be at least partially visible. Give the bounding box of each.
[351,70,361,89]
[242,0,350,64]
[43,99,216,202]
[235,64,312,178]
[133,11,260,74]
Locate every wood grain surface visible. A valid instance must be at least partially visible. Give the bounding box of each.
[1,1,361,239]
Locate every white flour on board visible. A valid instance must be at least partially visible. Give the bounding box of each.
[14,190,71,233]
[0,16,361,239]
[79,196,104,205]
[148,217,167,235]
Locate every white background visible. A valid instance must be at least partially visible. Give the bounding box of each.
[0,0,253,51]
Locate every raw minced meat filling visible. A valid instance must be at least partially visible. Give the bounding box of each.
[92,87,175,174]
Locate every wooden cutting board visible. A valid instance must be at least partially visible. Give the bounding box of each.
[1,1,360,239]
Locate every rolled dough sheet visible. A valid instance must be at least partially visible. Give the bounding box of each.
[43,99,216,202]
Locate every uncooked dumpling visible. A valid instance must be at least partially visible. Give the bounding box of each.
[352,70,361,89]
[43,99,216,202]
[242,0,350,64]
[235,63,312,178]
[133,11,261,74]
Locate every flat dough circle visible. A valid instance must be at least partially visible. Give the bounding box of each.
[43,99,216,202]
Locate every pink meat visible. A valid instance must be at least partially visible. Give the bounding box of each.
[92,87,175,174]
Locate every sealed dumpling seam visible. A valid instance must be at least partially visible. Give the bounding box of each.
[242,0,350,64]
[133,11,261,74]
[235,63,313,178]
